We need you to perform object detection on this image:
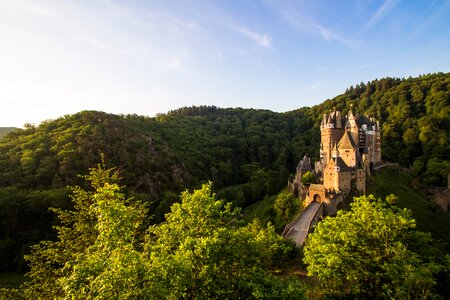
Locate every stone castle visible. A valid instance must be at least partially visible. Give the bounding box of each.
[288,106,381,215]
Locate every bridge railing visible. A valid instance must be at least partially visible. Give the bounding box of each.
[307,203,323,234]
[281,212,300,237]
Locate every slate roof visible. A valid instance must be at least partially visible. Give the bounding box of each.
[335,157,354,172]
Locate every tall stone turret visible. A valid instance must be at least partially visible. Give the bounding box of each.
[320,109,345,167]
[346,106,359,145]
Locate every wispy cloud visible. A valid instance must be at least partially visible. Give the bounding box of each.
[189,7,271,49]
[361,0,398,32]
[275,3,360,46]
[308,80,324,90]
[229,25,271,48]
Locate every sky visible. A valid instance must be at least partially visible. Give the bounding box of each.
[1,0,450,127]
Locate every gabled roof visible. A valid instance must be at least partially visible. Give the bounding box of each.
[338,131,357,149]
[335,157,355,172]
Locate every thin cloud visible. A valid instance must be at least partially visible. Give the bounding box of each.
[277,3,360,46]
[231,25,271,48]
[308,80,324,90]
[361,0,398,32]
[189,8,271,49]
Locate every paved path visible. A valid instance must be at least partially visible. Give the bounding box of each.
[283,201,322,246]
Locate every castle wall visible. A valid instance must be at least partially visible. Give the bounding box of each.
[356,169,365,194]
[338,172,352,196]
[323,165,336,190]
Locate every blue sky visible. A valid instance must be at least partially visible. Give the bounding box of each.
[1,0,450,127]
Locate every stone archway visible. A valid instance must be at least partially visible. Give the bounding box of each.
[313,194,321,202]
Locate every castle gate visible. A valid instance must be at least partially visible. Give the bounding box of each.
[308,184,326,205]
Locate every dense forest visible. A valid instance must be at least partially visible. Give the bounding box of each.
[0,72,449,276]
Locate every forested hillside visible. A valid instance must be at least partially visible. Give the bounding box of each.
[0,72,449,272]
[0,128,17,139]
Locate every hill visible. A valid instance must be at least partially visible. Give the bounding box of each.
[0,72,449,272]
[0,127,18,139]
[367,167,450,244]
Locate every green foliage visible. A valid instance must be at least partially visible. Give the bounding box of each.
[0,187,69,272]
[300,171,315,186]
[274,190,300,224]
[23,164,147,299]
[23,168,304,299]
[0,288,24,300]
[367,168,450,244]
[144,182,305,299]
[423,158,450,186]
[242,194,278,227]
[303,194,447,298]
[1,72,450,271]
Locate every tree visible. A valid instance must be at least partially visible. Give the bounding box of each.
[60,180,147,299]
[23,170,304,299]
[303,194,447,299]
[274,190,300,224]
[23,163,148,299]
[144,182,305,299]
[301,171,315,186]
[304,195,442,299]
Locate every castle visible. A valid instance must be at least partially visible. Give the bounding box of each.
[288,106,381,215]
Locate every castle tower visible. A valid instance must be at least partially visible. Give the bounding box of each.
[346,106,359,145]
[331,143,339,158]
[323,157,339,191]
[334,162,340,192]
[320,109,345,167]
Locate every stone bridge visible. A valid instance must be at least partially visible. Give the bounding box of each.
[282,201,323,246]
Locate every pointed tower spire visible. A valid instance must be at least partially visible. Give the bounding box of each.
[346,104,357,128]
[346,103,359,150]
[336,110,342,128]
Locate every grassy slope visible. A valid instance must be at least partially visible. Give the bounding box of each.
[243,194,277,225]
[367,167,450,245]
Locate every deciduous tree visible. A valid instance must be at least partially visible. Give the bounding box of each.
[303,194,447,298]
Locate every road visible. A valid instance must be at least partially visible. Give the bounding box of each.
[284,201,322,246]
